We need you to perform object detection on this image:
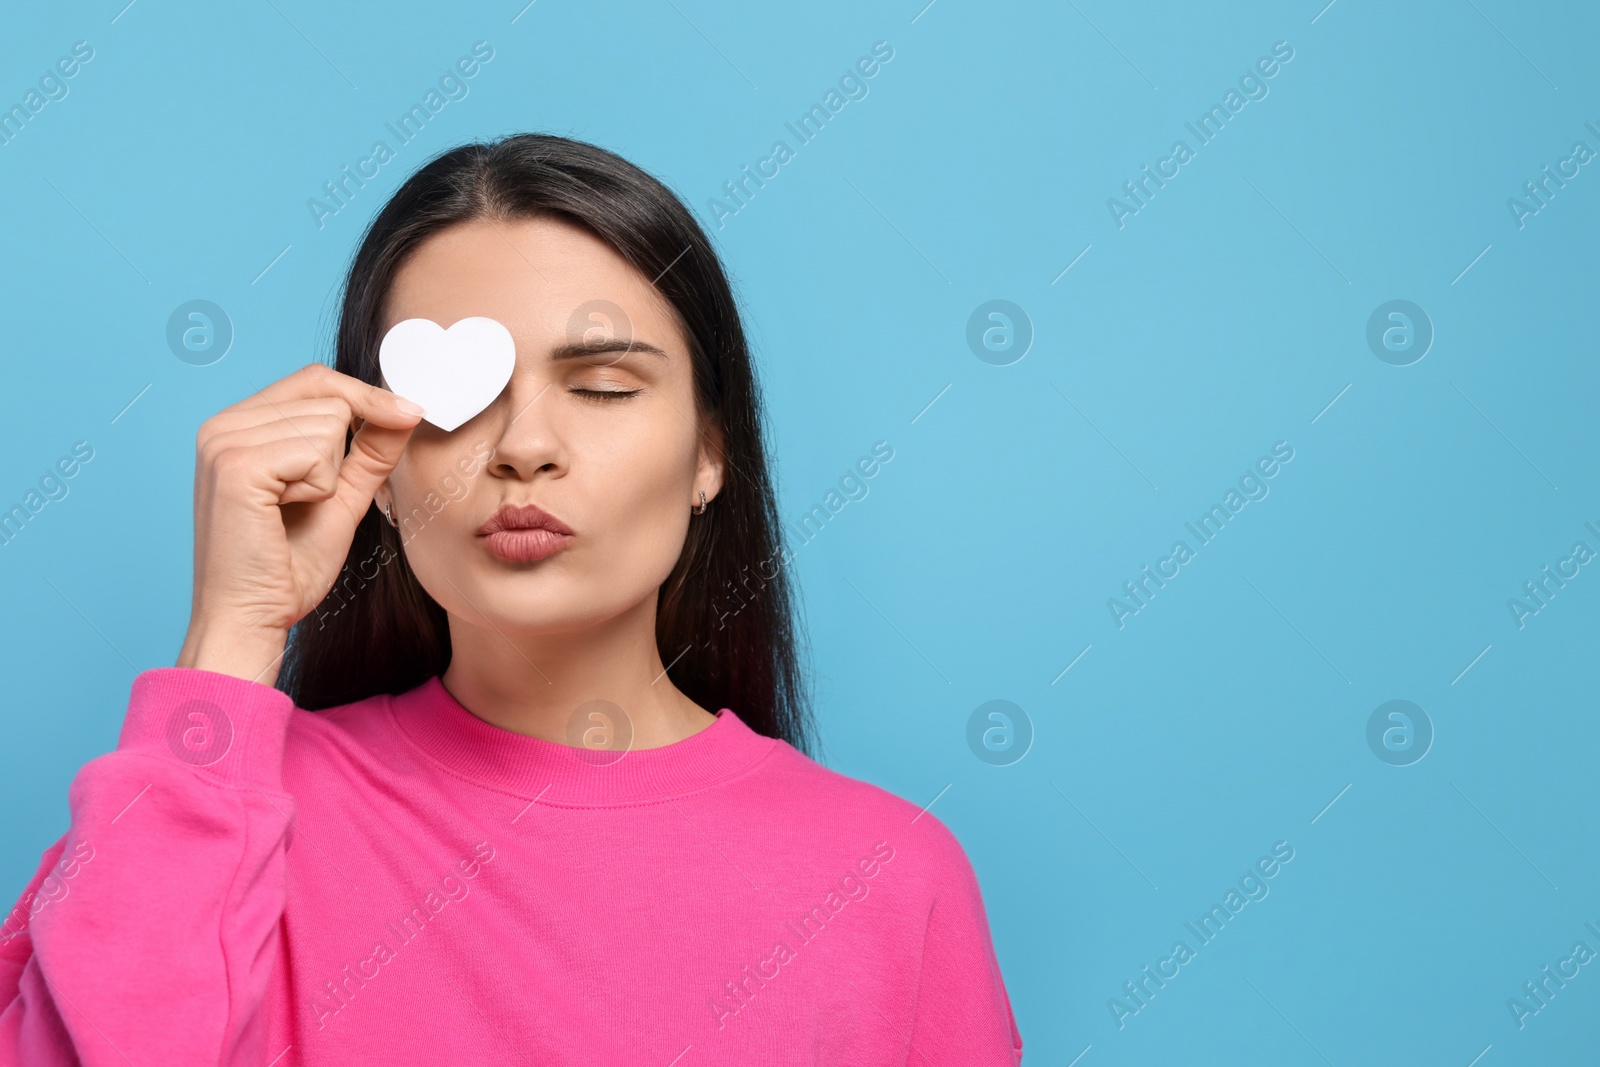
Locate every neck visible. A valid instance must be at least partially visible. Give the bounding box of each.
[439,596,715,751]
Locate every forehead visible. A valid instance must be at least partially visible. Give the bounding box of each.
[380,215,680,350]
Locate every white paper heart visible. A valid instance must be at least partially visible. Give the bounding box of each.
[378,316,516,432]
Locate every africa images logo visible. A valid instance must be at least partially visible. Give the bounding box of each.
[164,698,233,766]
[1105,40,1295,229]
[1107,841,1296,1029]
[309,841,496,1030]
[707,841,895,1030]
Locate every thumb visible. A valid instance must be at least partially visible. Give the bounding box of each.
[336,418,415,515]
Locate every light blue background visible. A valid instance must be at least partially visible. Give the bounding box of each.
[3,0,1597,1062]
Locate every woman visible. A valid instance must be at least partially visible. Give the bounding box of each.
[0,134,1021,1065]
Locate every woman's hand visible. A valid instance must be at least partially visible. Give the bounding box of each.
[176,363,424,684]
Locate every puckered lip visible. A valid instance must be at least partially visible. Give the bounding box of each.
[475,503,575,537]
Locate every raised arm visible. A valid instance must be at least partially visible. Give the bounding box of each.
[0,362,423,1065]
[0,667,297,1065]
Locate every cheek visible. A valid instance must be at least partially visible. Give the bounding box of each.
[386,452,430,511]
[388,440,474,529]
[573,414,698,573]
[582,419,694,521]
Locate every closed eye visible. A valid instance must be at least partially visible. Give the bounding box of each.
[570,387,641,401]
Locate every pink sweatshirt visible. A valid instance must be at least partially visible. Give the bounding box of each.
[0,667,1022,1065]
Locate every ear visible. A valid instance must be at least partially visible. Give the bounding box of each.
[695,418,726,506]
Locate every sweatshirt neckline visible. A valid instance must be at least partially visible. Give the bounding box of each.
[388,675,777,807]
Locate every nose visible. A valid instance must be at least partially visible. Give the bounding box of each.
[479,371,565,482]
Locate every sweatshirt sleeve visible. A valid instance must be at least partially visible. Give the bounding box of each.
[904,816,1024,1065]
[0,667,298,1067]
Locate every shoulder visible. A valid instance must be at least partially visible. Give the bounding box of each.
[283,689,388,740]
[280,686,408,775]
[755,742,983,891]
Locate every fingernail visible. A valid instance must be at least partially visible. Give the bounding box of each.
[395,397,426,416]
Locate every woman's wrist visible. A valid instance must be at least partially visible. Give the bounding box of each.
[176,621,289,687]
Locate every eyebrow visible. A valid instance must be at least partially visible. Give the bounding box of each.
[549,338,670,362]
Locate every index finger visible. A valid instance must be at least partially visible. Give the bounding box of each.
[237,363,425,430]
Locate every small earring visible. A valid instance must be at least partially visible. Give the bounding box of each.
[692,490,707,515]
[384,501,396,527]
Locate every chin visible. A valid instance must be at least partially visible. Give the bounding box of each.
[469,582,648,632]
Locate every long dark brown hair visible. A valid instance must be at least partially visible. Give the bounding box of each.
[277,133,813,756]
